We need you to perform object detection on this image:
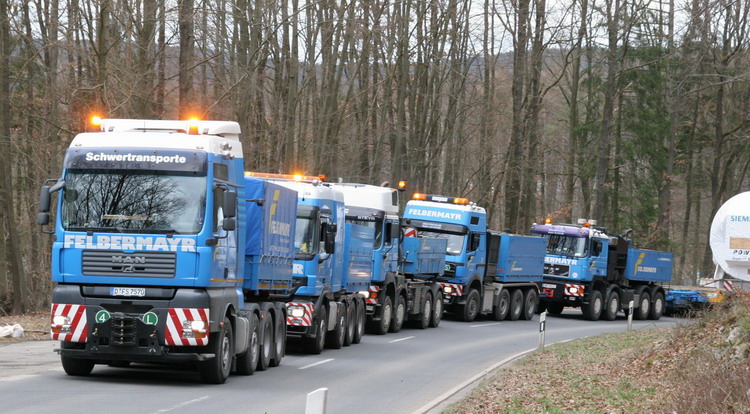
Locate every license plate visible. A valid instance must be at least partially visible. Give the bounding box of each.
[542,283,556,289]
[110,287,146,297]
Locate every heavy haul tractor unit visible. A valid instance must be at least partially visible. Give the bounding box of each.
[531,219,673,321]
[41,119,296,383]
[402,194,546,322]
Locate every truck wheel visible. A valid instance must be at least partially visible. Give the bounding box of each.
[389,295,406,333]
[603,291,620,321]
[305,306,327,354]
[352,299,365,344]
[257,312,273,371]
[61,342,95,376]
[327,303,347,349]
[429,291,443,328]
[508,289,524,321]
[520,289,538,320]
[344,301,355,346]
[461,289,480,322]
[198,316,233,384]
[235,313,259,375]
[492,289,510,321]
[368,296,392,335]
[414,292,433,329]
[649,291,664,320]
[582,290,603,321]
[546,302,564,315]
[635,291,650,320]
[269,311,285,367]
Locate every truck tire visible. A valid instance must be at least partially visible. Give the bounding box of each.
[235,313,259,375]
[257,312,273,371]
[305,306,327,354]
[344,301,355,346]
[603,291,620,321]
[507,289,523,321]
[635,291,650,320]
[492,289,510,321]
[198,316,233,384]
[269,311,285,367]
[352,298,365,344]
[461,289,480,322]
[546,302,564,315]
[582,290,603,321]
[389,295,406,333]
[61,342,95,376]
[429,291,443,328]
[649,291,664,320]
[414,292,432,329]
[520,289,537,320]
[327,303,347,349]
[369,296,392,335]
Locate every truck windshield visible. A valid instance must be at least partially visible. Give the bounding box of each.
[62,169,207,234]
[417,230,465,255]
[544,234,589,257]
[295,216,318,260]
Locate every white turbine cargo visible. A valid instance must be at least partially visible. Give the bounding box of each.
[709,192,750,282]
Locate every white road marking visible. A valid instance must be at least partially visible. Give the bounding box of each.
[0,374,37,382]
[389,336,416,343]
[470,322,502,328]
[152,396,210,414]
[299,358,335,370]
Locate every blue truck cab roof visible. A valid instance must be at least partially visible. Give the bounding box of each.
[403,200,486,232]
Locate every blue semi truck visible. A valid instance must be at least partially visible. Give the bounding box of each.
[402,194,546,322]
[39,119,297,383]
[245,173,372,353]
[530,219,673,321]
[331,183,447,333]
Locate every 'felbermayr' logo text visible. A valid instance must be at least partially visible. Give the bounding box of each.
[85,152,187,164]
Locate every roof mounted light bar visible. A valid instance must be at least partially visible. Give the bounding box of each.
[245,171,327,183]
[412,193,470,205]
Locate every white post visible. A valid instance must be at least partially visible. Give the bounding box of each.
[538,311,547,350]
[305,388,328,414]
[627,301,634,331]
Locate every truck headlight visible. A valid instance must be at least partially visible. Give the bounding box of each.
[443,286,454,294]
[289,306,306,318]
[359,290,370,299]
[52,315,71,326]
[569,286,579,294]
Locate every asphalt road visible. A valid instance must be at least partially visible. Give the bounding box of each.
[0,310,680,414]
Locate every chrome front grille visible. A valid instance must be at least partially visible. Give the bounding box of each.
[82,250,176,278]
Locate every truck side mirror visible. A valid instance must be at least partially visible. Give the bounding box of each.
[37,213,50,226]
[324,231,336,254]
[39,186,51,212]
[222,218,236,231]
[388,222,400,241]
[223,191,237,218]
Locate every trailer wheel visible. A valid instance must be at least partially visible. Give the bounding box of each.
[60,342,95,377]
[389,295,406,333]
[198,316,233,384]
[582,290,603,321]
[414,292,433,329]
[327,303,347,349]
[429,291,443,328]
[352,299,365,344]
[368,296,392,335]
[649,291,664,320]
[344,301,355,346]
[492,289,510,321]
[635,291,650,320]
[257,312,273,371]
[546,302,564,315]
[508,289,524,321]
[305,306,327,354]
[235,313,259,375]
[520,289,538,320]
[603,291,620,321]
[270,311,285,367]
[461,289,480,322]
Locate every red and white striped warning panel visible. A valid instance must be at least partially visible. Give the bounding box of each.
[165,308,209,346]
[403,227,417,238]
[286,302,315,327]
[724,280,735,291]
[365,286,380,305]
[439,283,464,297]
[564,284,585,297]
[50,303,88,342]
